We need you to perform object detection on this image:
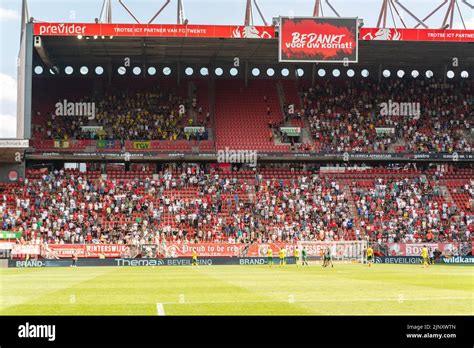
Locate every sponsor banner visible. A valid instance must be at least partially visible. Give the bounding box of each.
[0,139,29,148]
[97,139,116,149]
[280,127,301,136]
[81,126,103,133]
[133,141,151,150]
[360,27,474,42]
[0,231,22,239]
[42,244,83,259]
[442,256,474,264]
[45,244,130,258]
[246,241,365,259]
[184,126,205,133]
[31,22,474,42]
[85,244,130,257]
[32,151,474,162]
[375,256,423,264]
[8,257,295,268]
[53,140,69,148]
[163,243,247,257]
[0,242,16,250]
[386,243,461,257]
[34,23,274,39]
[375,127,395,134]
[279,17,358,63]
[11,244,41,255]
[9,259,48,268]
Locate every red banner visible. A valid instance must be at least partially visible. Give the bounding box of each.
[44,244,130,258]
[163,243,246,257]
[246,241,365,258]
[33,23,274,39]
[279,17,358,63]
[33,23,474,43]
[386,243,462,256]
[12,242,469,259]
[360,28,474,42]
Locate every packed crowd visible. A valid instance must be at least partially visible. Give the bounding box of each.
[34,88,209,142]
[352,177,472,243]
[1,166,472,247]
[301,78,473,153]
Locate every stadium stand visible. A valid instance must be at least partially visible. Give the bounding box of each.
[300,78,473,153]
[1,165,471,246]
[31,78,210,152]
[214,80,291,152]
[30,77,472,154]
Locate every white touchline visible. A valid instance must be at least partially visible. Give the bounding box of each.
[160,297,472,305]
[156,303,165,316]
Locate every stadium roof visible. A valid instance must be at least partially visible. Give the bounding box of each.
[36,35,474,68]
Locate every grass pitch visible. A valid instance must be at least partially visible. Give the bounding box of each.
[1,263,473,315]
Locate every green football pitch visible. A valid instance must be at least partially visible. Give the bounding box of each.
[1,264,473,315]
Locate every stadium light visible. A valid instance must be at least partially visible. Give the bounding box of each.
[147,67,156,76]
[266,68,275,77]
[252,68,260,77]
[281,68,289,77]
[447,70,455,79]
[34,66,43,75]
[230,68,238,76]
[185,67,193,76]
[80,66,89,75]
[318,69,326,77]
[397,70,405,78]
[133,67,142,75]
[383,69,391,78]
[49,66,59,75]
[200,67,209,76]
[332,69,340,77]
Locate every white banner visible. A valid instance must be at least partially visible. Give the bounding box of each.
[11,244,41,255]
[0,139,29,148]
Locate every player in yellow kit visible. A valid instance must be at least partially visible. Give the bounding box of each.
[294,247,300,267]
[192,249,198,266]
[279,247,286,267]
[367,246,374,267]
[421,245,429,268]
[266,247,273,267]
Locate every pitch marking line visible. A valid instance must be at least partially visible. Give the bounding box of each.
[156,303,165,316]
[160,297,472,305]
